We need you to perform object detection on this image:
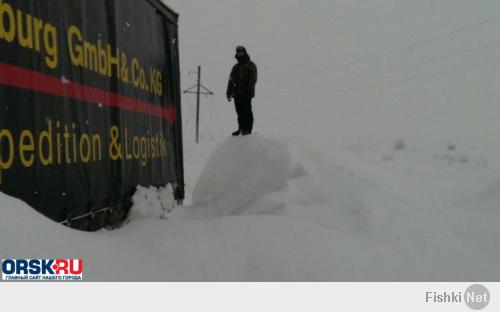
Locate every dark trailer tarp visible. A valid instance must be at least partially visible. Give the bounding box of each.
[0,0,184,230]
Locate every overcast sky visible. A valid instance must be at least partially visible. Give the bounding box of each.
[163,0,500,140]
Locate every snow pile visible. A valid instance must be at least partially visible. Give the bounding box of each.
[177,136,384,235]
[174,136,292,219]
[1,135,500,281]
[174,136,500,280]
[128,185,175,220]
[0,184,406,281]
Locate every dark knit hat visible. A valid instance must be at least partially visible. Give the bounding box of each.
[236,45,247,53]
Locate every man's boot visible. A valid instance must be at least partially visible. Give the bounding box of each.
[232,129,241,136]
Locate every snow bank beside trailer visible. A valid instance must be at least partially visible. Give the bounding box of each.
[1,135,500,281]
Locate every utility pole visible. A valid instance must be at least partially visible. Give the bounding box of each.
[183,66,214,144]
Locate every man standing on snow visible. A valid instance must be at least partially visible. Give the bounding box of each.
[226,45,258,136]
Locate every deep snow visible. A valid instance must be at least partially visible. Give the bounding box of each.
[1,0,500,282]
[1,135,499,281]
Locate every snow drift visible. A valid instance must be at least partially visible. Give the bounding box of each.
[1,135,500,281]
[173,136,292,219]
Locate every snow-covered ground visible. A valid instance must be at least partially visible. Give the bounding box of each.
[1,0,500,281]
[1,133,499,281]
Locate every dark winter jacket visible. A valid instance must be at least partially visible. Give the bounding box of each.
[227,54,258,99]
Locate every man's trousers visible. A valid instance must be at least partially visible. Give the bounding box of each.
[234,96,254,132]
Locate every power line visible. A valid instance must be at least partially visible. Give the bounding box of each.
[339,56,500,94]
[272,13,500,81]
[261,55,500,100]
[263,37,500,97]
